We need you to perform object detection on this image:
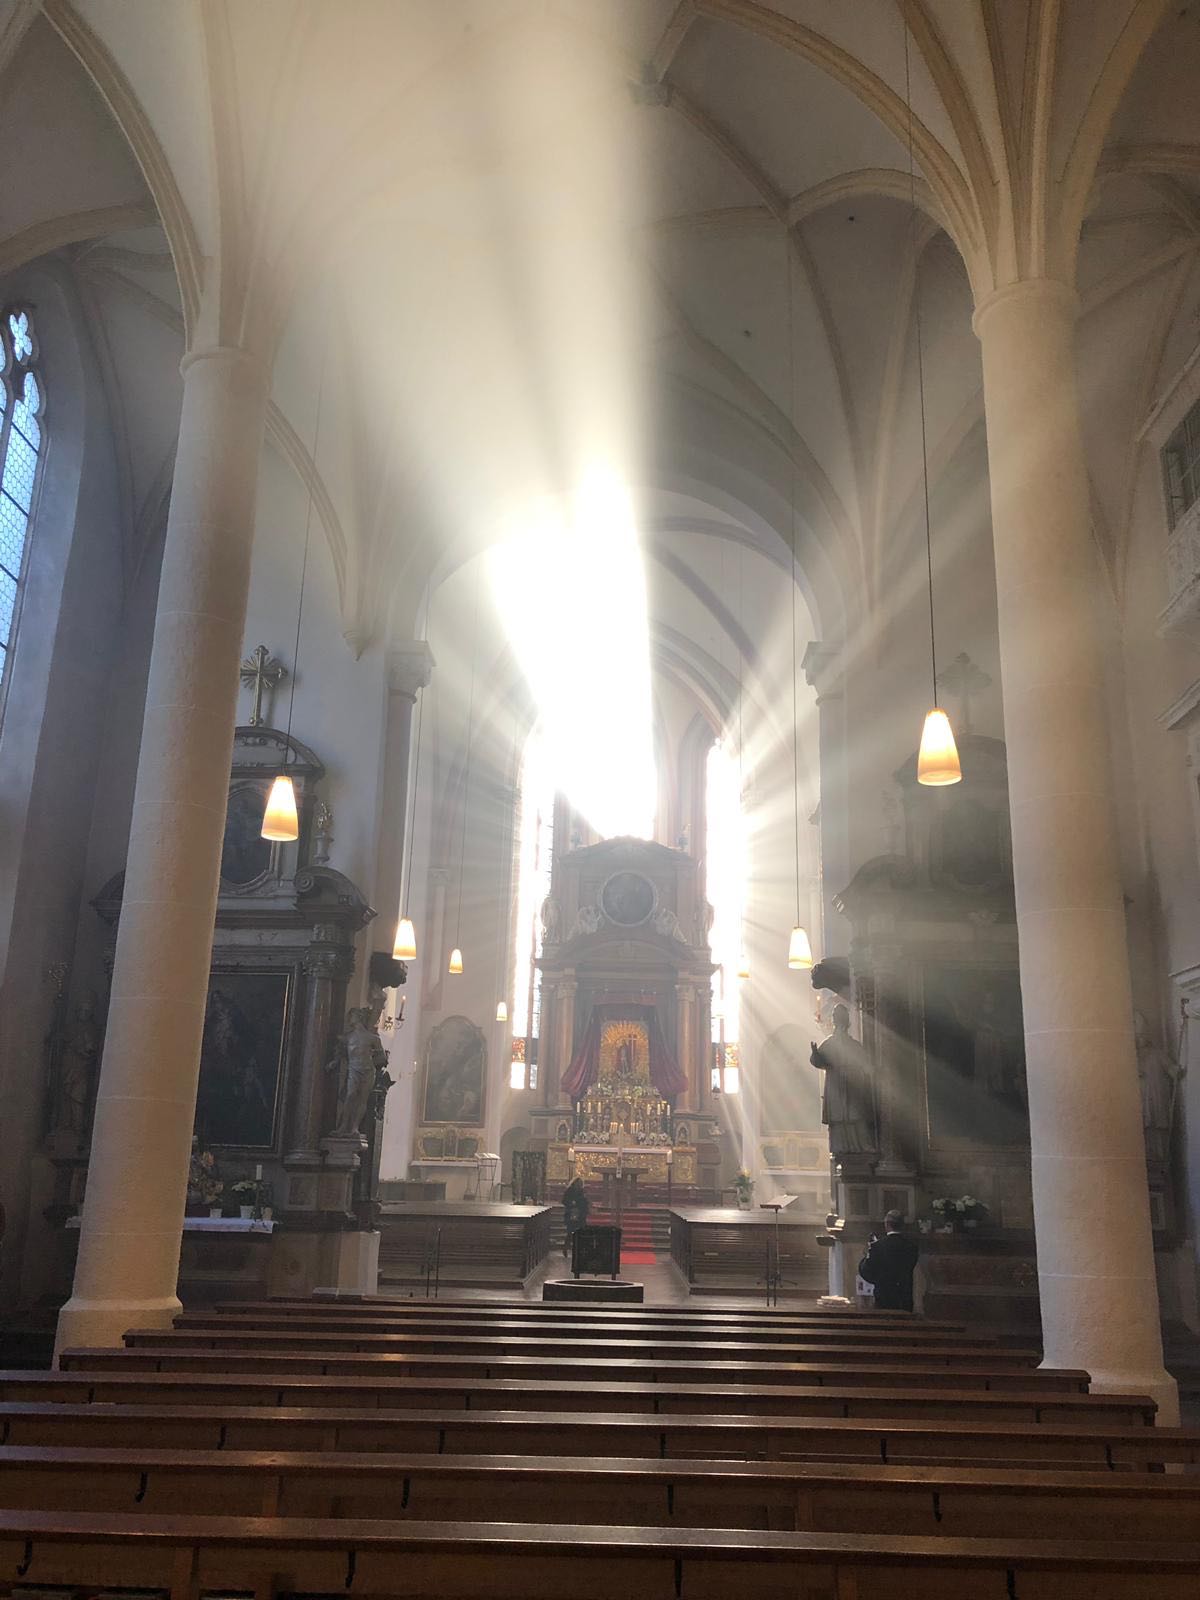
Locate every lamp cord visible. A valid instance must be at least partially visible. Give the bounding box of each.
[903,1,939,707]
[786,224,802,926]
[454,561,484,948]
[283,335,328,765]
[400,587,432,920]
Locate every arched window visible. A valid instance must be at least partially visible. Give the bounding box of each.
[706,736,745,1094]
[0,309,44,697]
[509,727,556,1091]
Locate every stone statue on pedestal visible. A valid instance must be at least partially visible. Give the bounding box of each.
[326,1006,389,1140]
[1134,1010,1184,1170]
[811,1003,875,1158]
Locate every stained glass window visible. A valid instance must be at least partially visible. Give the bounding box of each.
[0,309,44,695]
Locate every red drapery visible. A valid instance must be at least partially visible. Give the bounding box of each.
[561,1003,689,1100]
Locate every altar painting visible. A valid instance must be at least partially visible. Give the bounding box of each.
[599,1020,649,1082]
[922,965,1028,1146]
[194,968,291,1150]
[421,1014,487,1127]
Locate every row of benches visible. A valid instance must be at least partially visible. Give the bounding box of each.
[0,1294,1196,1596]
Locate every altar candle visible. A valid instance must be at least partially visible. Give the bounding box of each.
[254,1163,263,1181]
[666,1147,672,1165]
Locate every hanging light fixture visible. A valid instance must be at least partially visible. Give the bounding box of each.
[783,215,815,969]
[737,951,750,981]
[448,565,483,977]
[496,999,508,1023]
[903,3,961,789]
[394,596,433,962]
[788,925,814,970]
[261,338,327,843]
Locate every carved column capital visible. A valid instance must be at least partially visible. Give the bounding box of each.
[802,640,844,702]
[386,640,434,701]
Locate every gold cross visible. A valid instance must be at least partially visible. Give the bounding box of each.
[239,645,287,728]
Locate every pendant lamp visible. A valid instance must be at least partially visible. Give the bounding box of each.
[902,3,961,788]
[783,218,814,969]
[496,999,508,1023]
[737,951,750,981]
[788,925,814,970]
[261,339,327,843]
[393,599,432,962]
[262,773,300,841]
[448,947,464,976]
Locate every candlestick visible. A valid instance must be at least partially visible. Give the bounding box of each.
[254,1163,263,1181]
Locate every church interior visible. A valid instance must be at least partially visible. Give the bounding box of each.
[2,0,1200,1592]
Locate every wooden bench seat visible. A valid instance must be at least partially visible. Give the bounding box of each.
[8,1371,1151,1424]
[177,1311,990,1353]
[214,1298,968,1332]
[0,1400,1192,1466]
[1,1444,1198,1540]
[1,1507,1198,1599]
[14,1359,1093,1406]
[118,1325,1040,1366]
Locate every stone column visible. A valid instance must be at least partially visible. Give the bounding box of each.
[286,924,354,1174]
[372,643,434,957]
[676,981,697,1113]
[549,975,576,1109]
[55,346,270,1356]
[974,278,1176,1417]
[802,642,850,945]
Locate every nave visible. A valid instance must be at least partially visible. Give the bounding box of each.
[0,1296,1197,1597]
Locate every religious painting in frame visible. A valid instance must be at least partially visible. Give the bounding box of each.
[193,966,292,1151]
[920,963,1028,1148]
[421,1014,487,1127]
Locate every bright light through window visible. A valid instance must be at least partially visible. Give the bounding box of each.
[487,469,656,839]
[511,728,555,1091]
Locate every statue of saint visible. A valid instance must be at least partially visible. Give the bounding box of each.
[326,1006,389,1139]
[810,1003,875,1157]
[1134,1010,1184,1170]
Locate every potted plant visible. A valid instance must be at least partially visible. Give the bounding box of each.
[931,1195,989,1232]
[231,1179,259,1219]
[733,1169,755,1210]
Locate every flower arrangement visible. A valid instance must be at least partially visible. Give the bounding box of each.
[931,1195,987,1227]
[634,1129,672,1146]
[733,1168,755,1201]
[187,1146,223,1210]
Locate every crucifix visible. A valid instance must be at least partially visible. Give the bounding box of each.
[239,645,287,728]
[936,651,991,736]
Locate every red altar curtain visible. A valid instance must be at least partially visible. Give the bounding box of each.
[561,1004,689,1100]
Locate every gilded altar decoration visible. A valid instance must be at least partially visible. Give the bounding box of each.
[577,1020,671,1143]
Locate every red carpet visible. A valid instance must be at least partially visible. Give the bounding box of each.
[620,1249,658,1265]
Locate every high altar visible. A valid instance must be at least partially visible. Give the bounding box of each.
[530,836,719,1192]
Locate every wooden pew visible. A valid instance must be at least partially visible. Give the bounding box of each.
[13,1358,1094,1407]
[16,1369,1154,1424]
[1,1508,1198,1599]
[216,1297,968,1331]
[1,1446,1199,1540]
[118,1325,1042,1366]
[0,1400,1194,1466]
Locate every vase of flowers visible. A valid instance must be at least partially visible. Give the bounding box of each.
[733,1169,755,1209]
[187,1145,223,1217]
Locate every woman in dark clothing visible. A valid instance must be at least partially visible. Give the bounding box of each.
[561,1176,590,1257]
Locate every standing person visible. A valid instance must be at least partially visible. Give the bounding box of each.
[858,1210,919,1311]
[561,1176,590,1258]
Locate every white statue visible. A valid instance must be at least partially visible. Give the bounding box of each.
[654,907,688,943]
[1134,1010,1184,1170]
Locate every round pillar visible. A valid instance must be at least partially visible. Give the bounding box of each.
[974,279,1176,1418]
[55,345,270,1356]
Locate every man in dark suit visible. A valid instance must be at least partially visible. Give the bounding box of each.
[858,1210,919,1311]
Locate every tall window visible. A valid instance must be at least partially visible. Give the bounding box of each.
[510,728,556,1091]
[0,310,43,695]
[706,737,745,1094]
